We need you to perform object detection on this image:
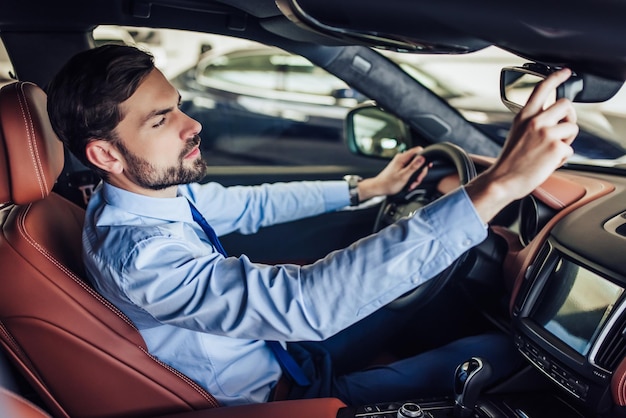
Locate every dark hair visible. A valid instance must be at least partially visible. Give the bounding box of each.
[47,44,155,178]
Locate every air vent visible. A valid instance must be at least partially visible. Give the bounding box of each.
[595,310,626,371]
[603,211,626,239]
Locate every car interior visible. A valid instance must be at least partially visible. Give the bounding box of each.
[1,0,626,417]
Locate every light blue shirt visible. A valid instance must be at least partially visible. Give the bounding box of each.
[83,180,487,406]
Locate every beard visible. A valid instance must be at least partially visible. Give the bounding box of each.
[116,135,207,190]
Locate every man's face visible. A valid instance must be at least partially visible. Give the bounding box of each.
[113,68,206,191]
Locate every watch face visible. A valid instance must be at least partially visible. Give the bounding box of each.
[344,175,362,188]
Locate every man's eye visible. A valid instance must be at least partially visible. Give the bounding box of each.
[153,117,166,128]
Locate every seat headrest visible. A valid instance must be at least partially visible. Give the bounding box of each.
[0,81,64,206]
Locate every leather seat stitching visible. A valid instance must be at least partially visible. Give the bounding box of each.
[139,346,219,406]
[15,83,47,198]
[15,204,138,330]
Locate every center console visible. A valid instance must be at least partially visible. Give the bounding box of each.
[338,236,626,418]
[510,239,626,416]
[337,398,455,418]
[336,394,585,418]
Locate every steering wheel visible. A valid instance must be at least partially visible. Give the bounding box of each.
[375,142,478,309]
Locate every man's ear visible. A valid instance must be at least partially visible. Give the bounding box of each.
[85,140,124,175]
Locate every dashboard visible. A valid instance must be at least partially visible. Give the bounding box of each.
[505,167,626,415]
[342,156,626,416]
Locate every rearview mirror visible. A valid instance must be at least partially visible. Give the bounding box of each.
[500,62,623,113]
[500,63,583,113]
[345,104,411,159]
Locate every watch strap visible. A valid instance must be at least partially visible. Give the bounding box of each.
[343,175,363,206]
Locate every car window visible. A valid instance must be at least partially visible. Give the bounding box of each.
[96,25,380,169]
[199,51,281,90]
[197,49,349,103]
[95,26,626,169]
[93,26,136,47]
[0,40,15,86]
[383,47,626,165]
[279,55,348,96]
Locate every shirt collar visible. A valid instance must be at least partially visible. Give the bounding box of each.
[101,182,194,223]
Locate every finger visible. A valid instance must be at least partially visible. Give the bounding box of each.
[558,100,577,125]
[520,68,572,118]
[404,146,424,154]
[406,177,421,191]
[394,148,420,167]
[538,98,577,127]
[553,142,574,168]
[524,68,571,114]
[405,155,425,172]
[406,163,430,191]
[544,122,579,146]
[560,146,574,166]
[416,163,430,182]
[544,99,578,124]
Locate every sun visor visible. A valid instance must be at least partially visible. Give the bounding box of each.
[275,0,491,53]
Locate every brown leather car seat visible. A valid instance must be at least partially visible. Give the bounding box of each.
[0,81,220,417]
[0,387,51,418]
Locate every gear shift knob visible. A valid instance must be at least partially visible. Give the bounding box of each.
[453,357,491,418]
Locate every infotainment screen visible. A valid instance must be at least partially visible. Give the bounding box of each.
[530,257,624,356]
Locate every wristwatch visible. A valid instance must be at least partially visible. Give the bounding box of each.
[343,174,363,207]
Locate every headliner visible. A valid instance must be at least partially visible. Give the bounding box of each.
[1,0,625,80]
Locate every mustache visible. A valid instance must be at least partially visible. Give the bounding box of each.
[180,135,201,158]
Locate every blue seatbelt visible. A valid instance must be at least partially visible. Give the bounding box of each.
[265,341,310,386]
[187,200,311,386]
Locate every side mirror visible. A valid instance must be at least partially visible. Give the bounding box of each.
[345,104,412,159]
[500,62,623,113]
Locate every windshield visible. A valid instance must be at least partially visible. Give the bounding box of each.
[382,46,626,169]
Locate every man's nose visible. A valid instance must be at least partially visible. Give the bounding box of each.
[182,112,202,139]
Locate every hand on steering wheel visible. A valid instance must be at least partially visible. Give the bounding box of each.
[374,142,476,232]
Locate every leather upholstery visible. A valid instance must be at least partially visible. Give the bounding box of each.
[0,81,220,417]
[0,389,347,418]
[159,398,348,418]
[0,82,64,206]
[0,387,51,418]
[613,357,626,406]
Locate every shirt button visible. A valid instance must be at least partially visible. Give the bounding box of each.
[462,238,472,247]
